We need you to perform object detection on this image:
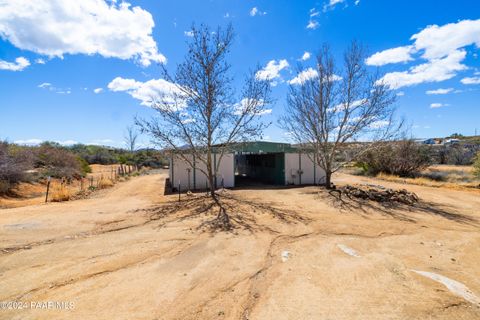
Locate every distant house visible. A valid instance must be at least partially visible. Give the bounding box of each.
[421,138,436,145]
[444,138,460,145]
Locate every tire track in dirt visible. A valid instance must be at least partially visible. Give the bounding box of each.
[238,228,413,319]
[9,237,198,302]
[0,219,153,255]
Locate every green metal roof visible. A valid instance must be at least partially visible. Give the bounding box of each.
[225,141,298,153]
[169,141,303,154]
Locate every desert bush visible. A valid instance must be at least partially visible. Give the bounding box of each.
[35,143,83,179]
[70,144,121,165]
[474,152,480,178]
[359,140,431,177]
[444,145,475,165]
[0,141,34,194]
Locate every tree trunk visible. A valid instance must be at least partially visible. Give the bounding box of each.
[208,171,215,198]
[325,171,332,189]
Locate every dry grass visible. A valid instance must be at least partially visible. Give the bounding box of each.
[50,183,72,202]
[97,177,114,189]
[376,171,480,191]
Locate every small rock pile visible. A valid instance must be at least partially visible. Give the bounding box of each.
[339,185,419,205]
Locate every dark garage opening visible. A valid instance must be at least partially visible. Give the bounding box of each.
[235,153,285,186]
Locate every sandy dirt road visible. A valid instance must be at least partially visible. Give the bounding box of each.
[0,171,479,319]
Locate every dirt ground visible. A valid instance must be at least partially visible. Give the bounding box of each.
[0,170,479,319]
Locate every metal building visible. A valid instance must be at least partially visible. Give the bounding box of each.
[168,141,325,190]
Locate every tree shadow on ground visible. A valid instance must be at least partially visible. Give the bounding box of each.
[139,191,310,233]
[319,189,477,226]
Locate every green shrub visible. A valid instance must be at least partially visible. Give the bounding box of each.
[473,152,480,178]
[359,140,432,177]
[77,157,92,176]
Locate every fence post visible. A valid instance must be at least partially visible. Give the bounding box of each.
[178,182,181,202]
[45,176,51,203]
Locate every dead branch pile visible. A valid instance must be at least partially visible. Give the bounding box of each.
[338,185,419,205]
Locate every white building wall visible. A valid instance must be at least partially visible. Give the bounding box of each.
[300,153,315,184]
[170,153,235,190]
[284,153,325,185]
[216,153,235,188]
[194,155,208,190]
[170,154,193,190]
[285,153,300,185]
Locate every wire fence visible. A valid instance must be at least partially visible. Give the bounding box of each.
[45,164,139,202]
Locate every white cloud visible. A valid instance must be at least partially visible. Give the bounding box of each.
[38,82,52,88]
[412,20,480,60]
[365,46,414,66]
[461,76,480,85]
[107,76,182,107]
[307,8,320,29]
[88,139,115,146]
[370,19,480,89]
[289,68,318,85]
[309,8,320,17]
[58,140,78,146]
[396,91,405,96]
[184,31,194,37]
[323,0,345,11]
[13,139,77,146]
[0,0,165,67]
[306,20,319,30]
[0,57,30,71]
[14,139,43,146]
[256,59,289,81]
[301,51,311,61]
[289,68,341,85]
[249,7,266,17]
[369,120,390,129]
[35,58,46,64]
[426,88,453,95]
[38,82,71,94]
[234,98,271,116]
[93,87,103,94]
[430,103,448,108]
[379,49,467,89]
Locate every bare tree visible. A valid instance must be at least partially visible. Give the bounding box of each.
[136,24,272,229]
[280,42,401,189]
[124,125,139,152]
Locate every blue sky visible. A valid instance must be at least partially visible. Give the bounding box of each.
[1,0,479,148]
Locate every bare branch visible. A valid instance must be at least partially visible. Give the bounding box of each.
[136,23,272,205]
[280,41,401,188]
